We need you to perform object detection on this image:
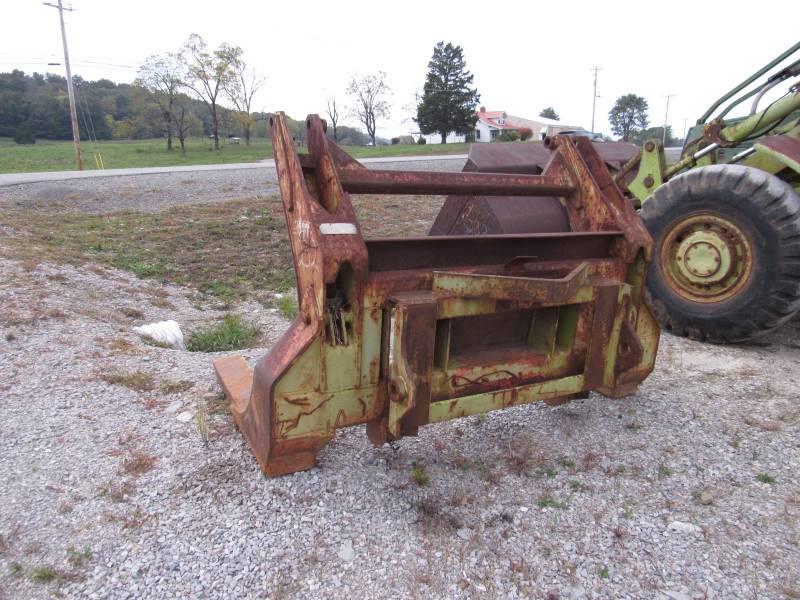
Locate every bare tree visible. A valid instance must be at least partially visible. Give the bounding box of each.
[174,93,201,155]
[347,72,391,146]
[180,33,241,150]
[224,58,265,146]
[136,53,183,150]
[325,96,340,142]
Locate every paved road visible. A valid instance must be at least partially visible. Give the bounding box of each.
[0,154,468,187]
[0,156,468,214]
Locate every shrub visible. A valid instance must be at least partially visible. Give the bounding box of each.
[13,122,36,145]
[495,130,520,142]
[417,137,427,145]
[391,137,400,145]
[518,127,533,141]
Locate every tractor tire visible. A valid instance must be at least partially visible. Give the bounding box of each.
[640,164,800,343]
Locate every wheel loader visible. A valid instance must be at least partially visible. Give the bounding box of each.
[447,41,800,343]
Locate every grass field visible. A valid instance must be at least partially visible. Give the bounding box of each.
[0,137,471,174]
[0,194,444,304]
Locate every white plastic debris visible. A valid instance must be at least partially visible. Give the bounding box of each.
[133,320,185,350]
[666,521,702,535]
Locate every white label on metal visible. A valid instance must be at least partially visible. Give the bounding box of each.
[320,223,357,235]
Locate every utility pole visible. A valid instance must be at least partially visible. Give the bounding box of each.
[590,66,602,133]
[44,0,82,170]
[662,94,675,145]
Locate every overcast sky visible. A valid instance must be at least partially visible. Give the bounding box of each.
[4,0,798,139]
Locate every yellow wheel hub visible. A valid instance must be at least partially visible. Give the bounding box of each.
[661,212,754,303]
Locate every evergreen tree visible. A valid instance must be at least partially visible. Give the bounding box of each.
[416,42,480,144]
[539,107,559,120]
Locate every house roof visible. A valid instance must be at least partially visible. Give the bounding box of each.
[476,110,517,130]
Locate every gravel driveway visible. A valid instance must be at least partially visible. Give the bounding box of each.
[1,164,799,599]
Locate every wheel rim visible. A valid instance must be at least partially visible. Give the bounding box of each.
[660,212,754,303]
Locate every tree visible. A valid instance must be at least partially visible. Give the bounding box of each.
[539,107,559,120]
[347,72,390,146]
[325,96,340,142]
[609,94,649,141]
[224,57,264,146]
[180,33,241,150]
[174,93,201,155]
[415,42,480,144]
[136,53,183,150]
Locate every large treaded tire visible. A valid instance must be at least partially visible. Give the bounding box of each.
[640,164,800,343]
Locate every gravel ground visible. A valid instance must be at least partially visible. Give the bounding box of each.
[0,157,466,215]
[1,166,799,599]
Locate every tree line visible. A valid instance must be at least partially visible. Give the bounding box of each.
[1,34,675,149]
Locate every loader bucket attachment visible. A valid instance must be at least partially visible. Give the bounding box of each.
[214,113,660,477]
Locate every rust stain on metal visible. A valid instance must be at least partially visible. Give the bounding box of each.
[213,113,660,477]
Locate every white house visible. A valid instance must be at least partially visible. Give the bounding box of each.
[474,107,583,142]
[412,107,584,144]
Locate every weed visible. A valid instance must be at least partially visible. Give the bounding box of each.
[10,561,23,576]
[108,338,137,354]
[141,335,172,349]
[558,457,576,469]
[195,397,209,446]
[543,467,557,479]
[101,370,155,392]
[30,566,58,583]
[476,413,488,424]
[505,437,540,476]
[536,494,564,509]
[581,451,600,471]
[5,332,14,342]
[276,295,298,320]
[756,473,776,484]
[119,307,144,319]
[730,430,742,449]
[204,391,229,415]
[121,450,157,476]
[159,379,194,394]
[150,297,175,310]
[569,480,587,492]
[625,420,642,431]
[598,566,610,579]
[66,546,92,568]
[411,461,430,486]
[186,314,260,352]
[120,258,165,279]
[658,465,674,478]
[206,282,235,305]
[98,479,135,502]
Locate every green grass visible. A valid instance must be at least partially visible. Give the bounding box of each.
[1,199,295,299]
[186,314,261,352]
[0,136,471,173]
[756,473,776,484]
[276,295,298,320]
[30,566,59,583]
[536,495,564,509]
[410,461,431,486]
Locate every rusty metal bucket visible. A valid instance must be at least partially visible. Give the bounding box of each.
[214,113,659,477]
